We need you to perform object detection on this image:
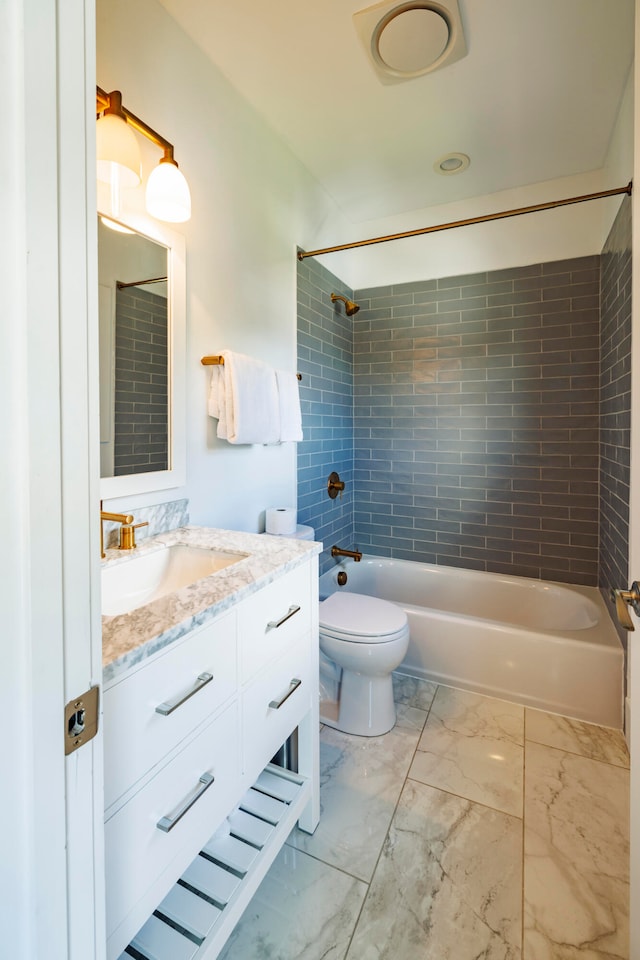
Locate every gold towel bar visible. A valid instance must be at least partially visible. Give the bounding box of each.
[201,355,301,380]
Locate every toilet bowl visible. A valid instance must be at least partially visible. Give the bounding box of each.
[319,591,410,737]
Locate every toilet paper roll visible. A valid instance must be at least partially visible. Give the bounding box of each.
[265,506,297,535]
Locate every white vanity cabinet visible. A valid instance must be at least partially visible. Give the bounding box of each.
[239,562,314,786]
[104,608,238,812]
[103,554,319,960]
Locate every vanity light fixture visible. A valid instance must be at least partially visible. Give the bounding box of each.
[145,147,192,223]
[96,86,192,224]
[96,90,141,217]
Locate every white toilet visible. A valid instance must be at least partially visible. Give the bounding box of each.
[319,591,410,737]
[262,524,409,737]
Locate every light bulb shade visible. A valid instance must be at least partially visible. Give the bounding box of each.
[145,160,192,223]
[96,113,142,187]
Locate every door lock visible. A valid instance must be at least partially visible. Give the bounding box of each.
[64,686,99,755]
[609,582,640,631]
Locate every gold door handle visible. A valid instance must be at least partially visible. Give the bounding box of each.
[609,582,640,631]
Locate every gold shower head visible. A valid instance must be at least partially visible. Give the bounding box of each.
[331,293,360,316]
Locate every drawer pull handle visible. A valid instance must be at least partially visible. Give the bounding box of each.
[155,672,213,716]
[267,604,301,630]
[269,677,302,710]
[156,772,215,833]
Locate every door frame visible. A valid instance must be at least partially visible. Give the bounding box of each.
[1,0,104,957]
[627,2,639,952]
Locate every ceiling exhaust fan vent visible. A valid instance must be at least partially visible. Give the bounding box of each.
[353,0,467,84]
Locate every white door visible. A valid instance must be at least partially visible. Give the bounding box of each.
[627,2,640,951]
[1,1,104,957]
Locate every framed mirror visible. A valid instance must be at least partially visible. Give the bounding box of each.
[98,212,186,500]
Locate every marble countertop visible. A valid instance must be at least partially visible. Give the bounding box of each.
[102,525,321,684]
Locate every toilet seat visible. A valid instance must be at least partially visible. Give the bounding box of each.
[319,592,409,644]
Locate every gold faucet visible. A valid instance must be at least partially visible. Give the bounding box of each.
[120,520,149,550]
[100,511,133,558]
[331,545,362,562]
[99,509,150,558]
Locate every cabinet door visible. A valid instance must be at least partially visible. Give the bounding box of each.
[238,564,312,683]
[105,701,240,959]
[242,638,312,785]
[104,609,237,810]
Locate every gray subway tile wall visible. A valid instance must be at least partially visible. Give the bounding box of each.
[114,286,169,476]
[599,196,632,642]
[296,254,355,574]
[353,257,601,584]
[297,210,632,589]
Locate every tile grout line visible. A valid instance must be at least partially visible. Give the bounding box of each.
[341,683,438,960]
[407,686,526,820]
[403,773,524,821]
[283,835,370,887]
[316,682,627,959]
[524,734,629,769]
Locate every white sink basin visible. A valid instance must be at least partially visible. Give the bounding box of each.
[102,543,248,616]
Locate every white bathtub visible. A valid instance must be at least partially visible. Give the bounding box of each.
[319,556,624,728]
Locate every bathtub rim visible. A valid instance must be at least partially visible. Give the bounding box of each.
[318,553,624,727]
[319,554,620,649]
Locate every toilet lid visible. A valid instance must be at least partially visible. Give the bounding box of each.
[319,592,408,641]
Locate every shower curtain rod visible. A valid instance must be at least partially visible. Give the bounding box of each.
[297,182,632,261]
[116,275,168,289]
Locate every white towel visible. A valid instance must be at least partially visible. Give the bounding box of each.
[207,366,223,420]
[276,370,303,442]
[220,350,280,445]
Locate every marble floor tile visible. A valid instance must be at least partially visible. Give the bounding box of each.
[409,685,524,816]
[218,845,367,960]
[392,672,438,712]
[345,778,522,960]
[287,708,426,882]
[525,709,629,768]
[524,741,629,959]
[393,699,430,733]
[422,685,525,745]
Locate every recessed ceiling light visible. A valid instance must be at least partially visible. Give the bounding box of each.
[434,152,470,175]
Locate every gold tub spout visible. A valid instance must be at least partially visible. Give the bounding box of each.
[331,545,362,562]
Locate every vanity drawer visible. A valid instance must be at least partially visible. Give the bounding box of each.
[104,609,237,809]
[241,638,312,784]
[105,701,240,954]
[238,563,311,682]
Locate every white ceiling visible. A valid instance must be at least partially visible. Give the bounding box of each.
[156,0,634,224]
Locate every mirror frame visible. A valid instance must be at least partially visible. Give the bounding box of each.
[98,210,186,500]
